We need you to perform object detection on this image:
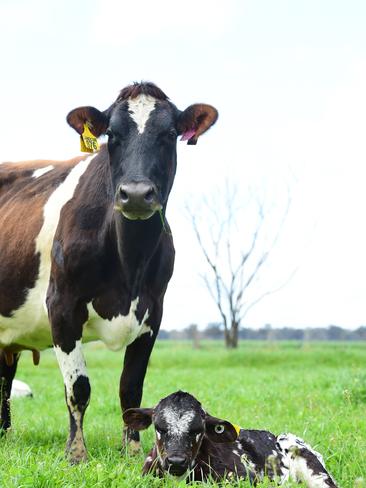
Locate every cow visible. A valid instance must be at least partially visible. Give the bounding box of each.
[0,82,218,463]
[123,391,338,487]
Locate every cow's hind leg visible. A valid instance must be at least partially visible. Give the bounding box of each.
[0,351,20,434]
[120,331,157,454]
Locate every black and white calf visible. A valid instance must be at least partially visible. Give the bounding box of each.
[123,391,338,487]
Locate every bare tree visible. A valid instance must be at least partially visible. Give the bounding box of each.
[188,184,296,349]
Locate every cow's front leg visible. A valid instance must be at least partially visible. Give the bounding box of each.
[49,298,90,464]
[120,330,157,454]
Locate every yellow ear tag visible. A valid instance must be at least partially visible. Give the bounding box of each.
[233,424,241,436]
[80,123,100,153]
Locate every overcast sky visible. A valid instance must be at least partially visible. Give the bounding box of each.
[1,0,365,329]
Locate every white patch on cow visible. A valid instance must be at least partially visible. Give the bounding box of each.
[195,433,201,443]
[162,407,195,438]
[54,340,87,406]
[10,379,33,399]
[277,433,325,465]
[85,297,150,351]
[233,449,240,457]
[277,433,334,487]
[32,165,54,178]
[156,431,161,440]
[0,156,94,350]
[288,456,331,487]
[128,94,156,134]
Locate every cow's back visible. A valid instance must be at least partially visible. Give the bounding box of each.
[0,156,87,348]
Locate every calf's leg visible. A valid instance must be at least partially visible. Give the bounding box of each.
[0,351,20,433]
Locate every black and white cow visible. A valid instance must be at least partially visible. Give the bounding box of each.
[124,391,338,487]
[0,83,218,463]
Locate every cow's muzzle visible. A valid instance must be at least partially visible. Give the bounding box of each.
[116,182,161,220]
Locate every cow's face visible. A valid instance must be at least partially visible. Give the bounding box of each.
[67,83,218,221]
[123,391,238,477]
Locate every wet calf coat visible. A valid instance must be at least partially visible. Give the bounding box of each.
[0,83,218,462]
[124,391,338,487]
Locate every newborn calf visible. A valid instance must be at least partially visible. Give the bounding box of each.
[123,391,337,487]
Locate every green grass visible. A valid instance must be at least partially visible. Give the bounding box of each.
[0,341,365,487]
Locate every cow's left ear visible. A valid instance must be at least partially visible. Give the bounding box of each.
[66,106,109,136]
[123,408,154,431]
[205,413,239,443]
[177,104,218,145]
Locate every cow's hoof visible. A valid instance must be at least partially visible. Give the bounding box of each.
[121,439,142,456]
[67,448,88,464]
[66,439,88,464]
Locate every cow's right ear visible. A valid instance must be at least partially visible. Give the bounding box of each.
[123,408,154,431]
[66,106,109,137]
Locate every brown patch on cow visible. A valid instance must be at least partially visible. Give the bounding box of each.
[0,156,87,318]
[117,82,169,102]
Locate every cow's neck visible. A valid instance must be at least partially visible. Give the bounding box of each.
[112,210,164,297]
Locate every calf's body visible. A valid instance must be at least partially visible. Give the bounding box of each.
[124,391,338,487]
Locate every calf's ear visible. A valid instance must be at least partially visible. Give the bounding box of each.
[177,104,218,145]
[205,413,239,443]
[66,106,109,136]
[123,408,154,431]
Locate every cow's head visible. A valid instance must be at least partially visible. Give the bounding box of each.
[67,82,218,221]
[123,391,238,477]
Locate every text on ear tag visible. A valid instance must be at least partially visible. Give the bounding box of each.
[80,123,100,153]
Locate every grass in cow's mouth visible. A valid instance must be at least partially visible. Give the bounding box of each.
[0,341,364,487]
[158,208,171,235]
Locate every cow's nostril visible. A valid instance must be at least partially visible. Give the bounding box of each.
[119,188,129,202]
[144,188,155,203]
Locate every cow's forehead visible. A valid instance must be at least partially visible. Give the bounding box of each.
[110,95,177,134]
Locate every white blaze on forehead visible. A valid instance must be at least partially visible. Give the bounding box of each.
[32,165,54,178]
[162,407,195,437]
[128,94,156,134]
[54,340,87,405]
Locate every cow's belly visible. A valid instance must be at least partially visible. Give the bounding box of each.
[0,267,53,350]
[84,298,151,351]
[0,295,151,352]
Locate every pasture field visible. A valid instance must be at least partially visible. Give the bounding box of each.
[0,340,365,487]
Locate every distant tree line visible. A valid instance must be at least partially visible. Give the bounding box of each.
[158,323,366,342]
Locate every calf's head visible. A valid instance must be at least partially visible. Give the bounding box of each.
[123,391,238,477]
[67,82,218,221]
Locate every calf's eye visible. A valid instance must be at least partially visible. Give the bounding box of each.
[214,424,225,434]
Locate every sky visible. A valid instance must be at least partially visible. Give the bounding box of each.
[1,0,365,330]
